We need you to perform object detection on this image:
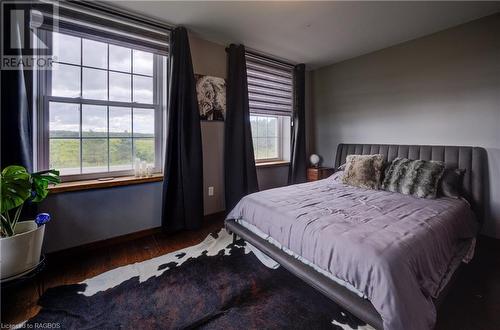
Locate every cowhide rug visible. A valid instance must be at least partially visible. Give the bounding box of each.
[25,229,372,329]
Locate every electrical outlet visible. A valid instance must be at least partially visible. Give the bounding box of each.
[208,186,214,196]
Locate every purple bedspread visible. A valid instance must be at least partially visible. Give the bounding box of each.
[227,177,477,330]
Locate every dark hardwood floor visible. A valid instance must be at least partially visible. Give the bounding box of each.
[1,217,225,325]
[2,216,499,329]
[435,236,500,330]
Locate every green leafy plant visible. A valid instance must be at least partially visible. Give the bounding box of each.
[1,166,60,237]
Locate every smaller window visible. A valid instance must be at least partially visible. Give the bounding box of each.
[246,52,294,162]
[250,114,291,162]
[251,115,278,161]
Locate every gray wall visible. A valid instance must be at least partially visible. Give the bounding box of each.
[312,14,500,238]
[191,33,227,215]
[43,34,289,252]
[257,166,289,190]
[43,182,162,252]
[191,33,290,213]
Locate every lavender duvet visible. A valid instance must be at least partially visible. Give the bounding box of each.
[227,176,477,330]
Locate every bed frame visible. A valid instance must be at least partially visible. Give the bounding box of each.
[226,143,487,329]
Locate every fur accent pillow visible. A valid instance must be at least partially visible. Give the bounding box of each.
[341,154,385,189]
[382,158,445,199]
[439,168,466,199]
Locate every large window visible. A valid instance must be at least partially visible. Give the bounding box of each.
[246,52,293,162]
[34,4,169,180]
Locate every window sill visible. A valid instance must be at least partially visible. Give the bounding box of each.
[48,174,163,194]
[255,160,290,168]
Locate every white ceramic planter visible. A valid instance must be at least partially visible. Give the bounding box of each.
[0,221,45,280]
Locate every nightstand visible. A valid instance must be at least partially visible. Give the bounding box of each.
[307,167,335,182]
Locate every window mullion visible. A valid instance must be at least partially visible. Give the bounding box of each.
[153,54,162,171]
[131,49,135,165]
[107,43,110,172]
[79,103,83,174]
[45,95,156,109]
[39,30,52,172]
[278,116,283,160]
[79,37,83,174]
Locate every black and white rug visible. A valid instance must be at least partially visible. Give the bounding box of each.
[25,229,371,329]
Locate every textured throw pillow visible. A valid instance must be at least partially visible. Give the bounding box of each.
[341,154,385,190]
[439,168,466,199]
[382,158,445,199]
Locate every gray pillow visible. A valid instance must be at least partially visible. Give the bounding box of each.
[382,158,445,199]
[342,154,385,190]
[440,168,466,199]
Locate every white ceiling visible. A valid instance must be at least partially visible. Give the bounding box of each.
[106,1,500,69]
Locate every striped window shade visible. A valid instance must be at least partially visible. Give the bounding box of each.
[31,1,170,55]
[245,52,294,116]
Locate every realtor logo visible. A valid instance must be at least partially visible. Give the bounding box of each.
[1,0,58,70]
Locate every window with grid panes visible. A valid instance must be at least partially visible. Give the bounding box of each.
[34,5,169,181]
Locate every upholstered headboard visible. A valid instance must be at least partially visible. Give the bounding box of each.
[335,143,487,223]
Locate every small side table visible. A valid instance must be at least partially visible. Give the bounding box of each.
[1,255,46,298]
[307,167,335,182]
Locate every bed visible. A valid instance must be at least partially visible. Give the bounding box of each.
[225,143,486,330]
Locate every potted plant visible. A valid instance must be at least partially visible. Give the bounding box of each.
[1,165,60,280]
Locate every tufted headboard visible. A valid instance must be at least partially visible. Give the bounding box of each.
[335,143,487,223]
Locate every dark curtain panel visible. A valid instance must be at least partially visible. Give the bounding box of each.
[224,44,259,211]
[288,64,307,184]
[161,27,204,232]
[1,15,33,171]
[1,6,35,220]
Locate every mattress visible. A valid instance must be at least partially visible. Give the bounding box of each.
[226,177,477,330]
